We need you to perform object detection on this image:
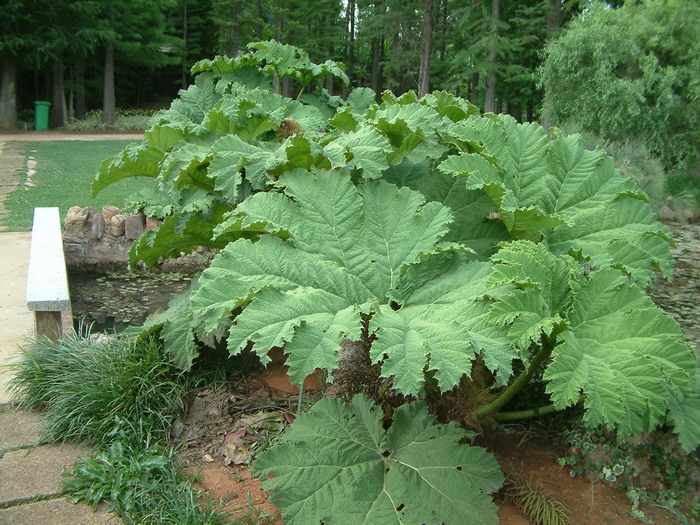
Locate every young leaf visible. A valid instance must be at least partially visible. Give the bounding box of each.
[253,395,503,525]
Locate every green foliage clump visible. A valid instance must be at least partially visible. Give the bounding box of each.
[557,422,700,522]
[92,40,700,524]
[9,332,185,445]
[540,0,700,173]
[63,436,225,525]
[10,329,228,524]
[63,109,158,131]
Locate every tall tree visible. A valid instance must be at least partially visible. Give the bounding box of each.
[484,0,499,113]
[541,0,700,170]
[0,0,39,129]
[103,2,116,125]
[418,0,433,97]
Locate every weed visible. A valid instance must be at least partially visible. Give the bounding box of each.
[63,435,227,524]
[500,471,572,525]
[556,420,700,521]
[227,492,278,525]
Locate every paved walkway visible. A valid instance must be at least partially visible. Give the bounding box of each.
[0,133,134,523]
[0,131,144,142]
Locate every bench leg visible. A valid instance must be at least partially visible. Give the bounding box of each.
[35,311,62,342]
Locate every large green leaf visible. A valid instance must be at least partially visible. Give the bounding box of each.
[384,159,510,259]
[487,241,576,348]
[438,115,673,285]
[253,395,503,525]
[189,170,516,390]
[92,142,164,196]
[667,381,700,453]
[543,269,695,436]
[155,73,222,135]
[129,202,238,267]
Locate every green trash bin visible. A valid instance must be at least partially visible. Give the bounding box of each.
[34,101,51,131]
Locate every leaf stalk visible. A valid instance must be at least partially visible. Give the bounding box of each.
[474,334,556,420]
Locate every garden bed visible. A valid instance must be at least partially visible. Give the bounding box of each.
[64,222,699,523]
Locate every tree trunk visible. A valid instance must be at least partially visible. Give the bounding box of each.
[546,0,562,39]
[371,36,383,95]
[75,57,86,120]
[346,0,355,74]
[0,51,17,130]
[484,0,499,113]
[228,1,242,56]
[103,5,116,126]
[182,0,188,89]
[470,72,479,106]
[256,0,263,38]
[418,0,433,97]
[51,52,68,128]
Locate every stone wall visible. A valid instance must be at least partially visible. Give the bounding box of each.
[63,205,211,272]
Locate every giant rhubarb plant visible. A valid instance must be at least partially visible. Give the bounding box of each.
[93,41,700,524]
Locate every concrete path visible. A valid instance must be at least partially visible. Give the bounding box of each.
[0,409,120,524]
[0,134,128,523]
[0,232,32,404]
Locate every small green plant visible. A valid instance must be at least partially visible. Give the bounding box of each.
[557,421,699,521]
[227,493,279,525]
[9,330,186,444]
[500,472,572,525]
[63,435,225,524]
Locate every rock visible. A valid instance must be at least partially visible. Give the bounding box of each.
[63,242,86,260]
[110,215,127,237]
[683,207,699,222]
[146,216,161,230]
[102,205,120,222]
[64,206,83,227]
[124,213,145,240]
[657,205,678,221]
[64,206,104,241]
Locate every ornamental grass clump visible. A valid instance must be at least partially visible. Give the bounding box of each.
[9,330,186,445]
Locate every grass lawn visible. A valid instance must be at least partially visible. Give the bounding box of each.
[1,140,155,231]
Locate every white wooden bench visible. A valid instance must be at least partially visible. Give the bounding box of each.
[26,207,72,342]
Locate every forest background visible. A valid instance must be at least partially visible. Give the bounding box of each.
[0,0,604,129]
[2,0,698,198]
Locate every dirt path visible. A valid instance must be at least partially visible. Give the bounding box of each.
[0,142,26,231]
[0,131,144,142]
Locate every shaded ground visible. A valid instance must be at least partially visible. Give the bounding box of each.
[176,368,681,524]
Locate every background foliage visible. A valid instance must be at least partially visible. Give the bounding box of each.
[540,0,700,174]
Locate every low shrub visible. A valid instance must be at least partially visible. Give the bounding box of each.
[63,433,225,525]
[10,329,230,523]
[63,109,158,132]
